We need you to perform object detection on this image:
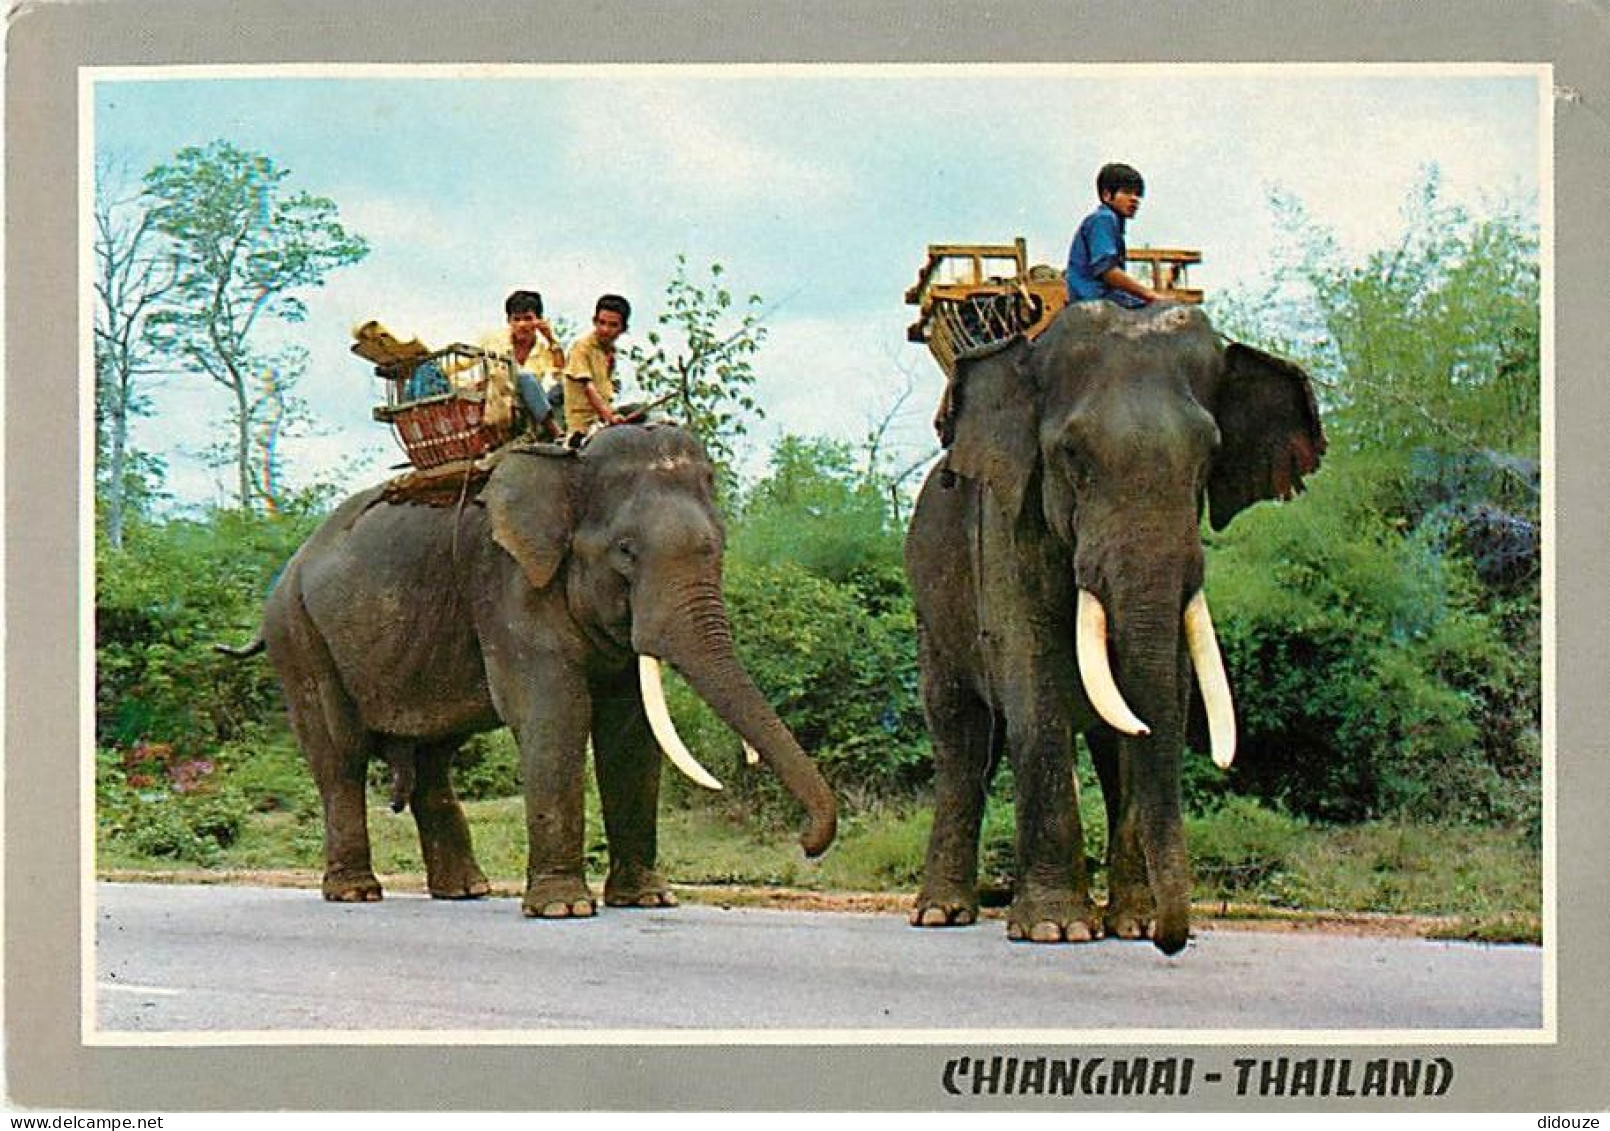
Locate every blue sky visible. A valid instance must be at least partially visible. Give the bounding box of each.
[90,65,1545,505]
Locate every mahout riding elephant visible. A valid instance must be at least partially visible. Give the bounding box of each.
[907,302,1323,954]
[224,423,837,916]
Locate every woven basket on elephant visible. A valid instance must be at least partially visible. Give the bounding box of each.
[367,342,519,470]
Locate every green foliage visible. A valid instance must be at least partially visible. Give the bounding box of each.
[97,745,252,866]
[216,732,320,815]
[96,506,319,754]
[731,436,906,598]
[1201,175,1541,830]
[142,139,369,512]
[1207,458,1540,826]
[715,435,928,799]
[626,256,766,492]
[722,558,926,795]
[1220,167,1540,463]
[94,159,178,550]
[1185,796,1309,902]
[452,731,523,800]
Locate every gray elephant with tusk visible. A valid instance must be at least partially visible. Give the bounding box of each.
[222,423,837,916]
[907,301,1324,954]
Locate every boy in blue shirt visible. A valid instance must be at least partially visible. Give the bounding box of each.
[1065,163,1162,309]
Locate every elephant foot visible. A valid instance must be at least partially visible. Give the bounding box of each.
[323,872,383,903]
[425,854,491,900]
[1104,889,1156,940]
[522,875,597,919]
[910,884,979,927]
[604,868,678,908]
[1005,894,1100,944]
[1103,908,1154,941]
[429,874,492,901]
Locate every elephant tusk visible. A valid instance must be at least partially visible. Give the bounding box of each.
[743,741,761,766]
[638,655,724,791]
[1075,590,1151,738]
[1184,591,1237,769]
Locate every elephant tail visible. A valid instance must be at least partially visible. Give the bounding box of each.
[214,634,266,659]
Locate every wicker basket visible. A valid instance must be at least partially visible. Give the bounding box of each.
[372,345,517,469]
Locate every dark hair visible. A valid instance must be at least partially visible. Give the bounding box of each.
[504,290,544,319]
[595,293,631,329]
[1096,163,1145,199]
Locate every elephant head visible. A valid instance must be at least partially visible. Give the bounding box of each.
[931,301,1323,953]
[480,424,837,856]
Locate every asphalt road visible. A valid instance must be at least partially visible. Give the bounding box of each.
[94,881,1543,1034]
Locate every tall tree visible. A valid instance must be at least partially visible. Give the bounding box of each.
[93,158,177,548]
[626,256,766,489]
[1253,168,1539,464]
[143,140,368,511]
[196,343,315,515]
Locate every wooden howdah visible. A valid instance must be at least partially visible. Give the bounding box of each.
[904,238,1204,378]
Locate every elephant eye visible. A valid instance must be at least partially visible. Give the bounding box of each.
[1069,455,1095,489]
[614,538,637,562]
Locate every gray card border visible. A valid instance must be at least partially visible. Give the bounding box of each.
[7,0,1608,1112]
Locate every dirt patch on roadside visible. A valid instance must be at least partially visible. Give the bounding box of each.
[99,869,1535,941]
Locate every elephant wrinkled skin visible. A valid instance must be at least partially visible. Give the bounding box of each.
[906,302,1323,954]
[237,424,836,916]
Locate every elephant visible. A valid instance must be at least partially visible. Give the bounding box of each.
[906,301,1324,954]
[224,423,837,915]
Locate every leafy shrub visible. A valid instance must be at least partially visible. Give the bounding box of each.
[96,507,318,756]
[1185,796,1308,900]
[105,787,252,866]
[212,728,319,814]
[723,558,927,799]
[453,730,523,800]
[1206,459,1539,825]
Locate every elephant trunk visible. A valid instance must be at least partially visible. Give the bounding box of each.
[1105,588,1195,956]
[633,582,838,857]
[1079,588,1237,769]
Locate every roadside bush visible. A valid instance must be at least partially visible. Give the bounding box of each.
[723,558,927,800]
[453,730,523,800]
[1207,461,1539,826]
[212,727,319,814]
[102,784,252,867]
[1185,796,1308,902]
[96,507,317,756]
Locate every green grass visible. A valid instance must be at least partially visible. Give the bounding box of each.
[97,782,1542,942]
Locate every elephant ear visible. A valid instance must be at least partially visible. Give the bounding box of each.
[1207,342,1327,531]
[479,452,574,590]
[946,340,1040,521]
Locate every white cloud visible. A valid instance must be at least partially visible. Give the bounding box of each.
[738,312,944,482]
[100,68,1541,507]
[551,78,853,209]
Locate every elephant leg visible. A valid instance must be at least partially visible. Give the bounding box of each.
[274,619,382,902]
[295,696,381,901]
[591,670,676,909]
[494,657,596,919]
[1001,699,1099,944]
[1087,727,1153,940]
[410,739,491,900]
[912,683,1001,928]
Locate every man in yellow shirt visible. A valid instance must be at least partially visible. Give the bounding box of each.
[562,294,631,440]
[480,289,565,435]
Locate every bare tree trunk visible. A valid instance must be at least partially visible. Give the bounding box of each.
[232,375,254,513]
[107,387,127,548]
